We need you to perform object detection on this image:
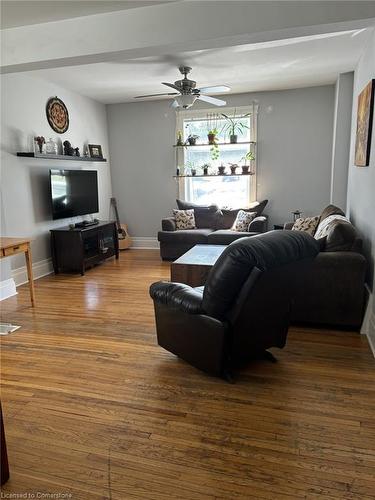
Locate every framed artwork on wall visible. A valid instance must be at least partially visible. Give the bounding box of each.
[355,79,374,167]
[46,96,69,134]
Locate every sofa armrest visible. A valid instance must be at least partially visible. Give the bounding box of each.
[150,281,204,314]
[162,217,176,231]
[248,215,268,233]
[284,222,294,230]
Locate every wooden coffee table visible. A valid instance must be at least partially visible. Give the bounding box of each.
[170,244,227,287]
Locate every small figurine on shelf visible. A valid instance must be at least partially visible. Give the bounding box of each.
[34,136,45,154]
[63,141,80,156]
[176,166,180,176]
[46,138,57,155]
[63,140,74,156]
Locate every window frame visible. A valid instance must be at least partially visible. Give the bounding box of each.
[175,103,258,206]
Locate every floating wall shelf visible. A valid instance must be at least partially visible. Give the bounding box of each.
[17,152,107,162]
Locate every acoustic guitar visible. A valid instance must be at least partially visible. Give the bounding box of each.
[110,197,132,250]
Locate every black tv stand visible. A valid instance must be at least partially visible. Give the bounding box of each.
[74,219,99,228]
[50,221,119,275]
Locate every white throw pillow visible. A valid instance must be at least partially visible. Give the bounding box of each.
[314,214,349,240]
[292,216,319,236]
[173,209,196,230]
[231,210,257,232]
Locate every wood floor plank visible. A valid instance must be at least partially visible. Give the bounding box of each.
[1,249,374,499]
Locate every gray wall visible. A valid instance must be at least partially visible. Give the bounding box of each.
[1,73,113,270]
[107,85,335,236]
[330,72,354,208]
[346,29,375,332]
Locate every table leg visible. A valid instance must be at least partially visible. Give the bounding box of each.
[25,244,35,307]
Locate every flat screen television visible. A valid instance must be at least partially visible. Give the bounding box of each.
[50,169,99,220]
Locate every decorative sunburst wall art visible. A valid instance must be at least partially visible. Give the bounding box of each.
[355,79,374,167]
[46,96,69,134]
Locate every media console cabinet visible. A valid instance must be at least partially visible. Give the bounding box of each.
[50,221,119,275]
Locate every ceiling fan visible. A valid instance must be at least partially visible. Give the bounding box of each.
[134,66,230,109]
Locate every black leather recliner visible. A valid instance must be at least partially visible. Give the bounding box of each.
[150,231,320,378]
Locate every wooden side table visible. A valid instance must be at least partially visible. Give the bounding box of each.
[0,237,35,306]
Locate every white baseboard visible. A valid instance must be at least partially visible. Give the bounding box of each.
[12,258,54,287]
[131,237,159,249]
[360,285,375,358]
[0,278,17,301]
[367,313,375,358]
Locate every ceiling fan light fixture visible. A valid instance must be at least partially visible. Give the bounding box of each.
[175,94,197,109]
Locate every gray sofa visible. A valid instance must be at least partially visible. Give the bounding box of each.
[158,199,268,261]
[284,204,366,328]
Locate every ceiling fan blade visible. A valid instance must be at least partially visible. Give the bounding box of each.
[134,92,179,98]
[162,82,182,91]
[196,85,230,94]
[198,95,227,106]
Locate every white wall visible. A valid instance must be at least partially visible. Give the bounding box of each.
[0,73,112,273]
[107,85,334,236]
[330,72,354,208]
[346,29,375,343]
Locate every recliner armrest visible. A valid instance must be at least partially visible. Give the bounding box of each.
[150,281,204,314]
[248,215,268,233]
[162,217,176,231]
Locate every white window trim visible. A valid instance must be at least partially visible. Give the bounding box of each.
[175,103,259,204]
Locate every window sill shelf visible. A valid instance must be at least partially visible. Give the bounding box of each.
[173,173,255,179]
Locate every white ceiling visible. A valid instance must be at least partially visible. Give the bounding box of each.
[0,1,174,29]
[27,28,372,104]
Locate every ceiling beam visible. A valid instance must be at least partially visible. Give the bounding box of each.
[1,1,375,74]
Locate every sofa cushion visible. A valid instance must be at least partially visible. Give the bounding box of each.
[320,204,345,221]
[207,230,258,245]
[314,215,358,252]
[158,228,213,244]
[219,200,268,229]
[173,209,196,229]
[247,199,268,216]
[292,216,320,236]
[176,199,221,228]
[231,210,257,231]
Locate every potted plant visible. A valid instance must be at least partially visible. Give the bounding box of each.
[176,130,184,146]
[210,143,220,163]
[241,151,255,174]
[191,168,197,176]
[229,163,239,175]
[206,113,220,144]
[221,109,250,143]
[202,163,210,176]
[187,134,199,146]
[218,164,226,175]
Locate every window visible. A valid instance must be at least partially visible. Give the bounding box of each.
[175,105,257,208]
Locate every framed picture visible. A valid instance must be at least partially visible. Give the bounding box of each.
[46,97,69,134]
[88,144,103,159]
[355,79,375,167]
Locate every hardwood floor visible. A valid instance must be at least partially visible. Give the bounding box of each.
[1,249,374,499]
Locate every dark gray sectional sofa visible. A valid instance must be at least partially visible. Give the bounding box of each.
[158,199,268,261]
[283,204,366,328]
